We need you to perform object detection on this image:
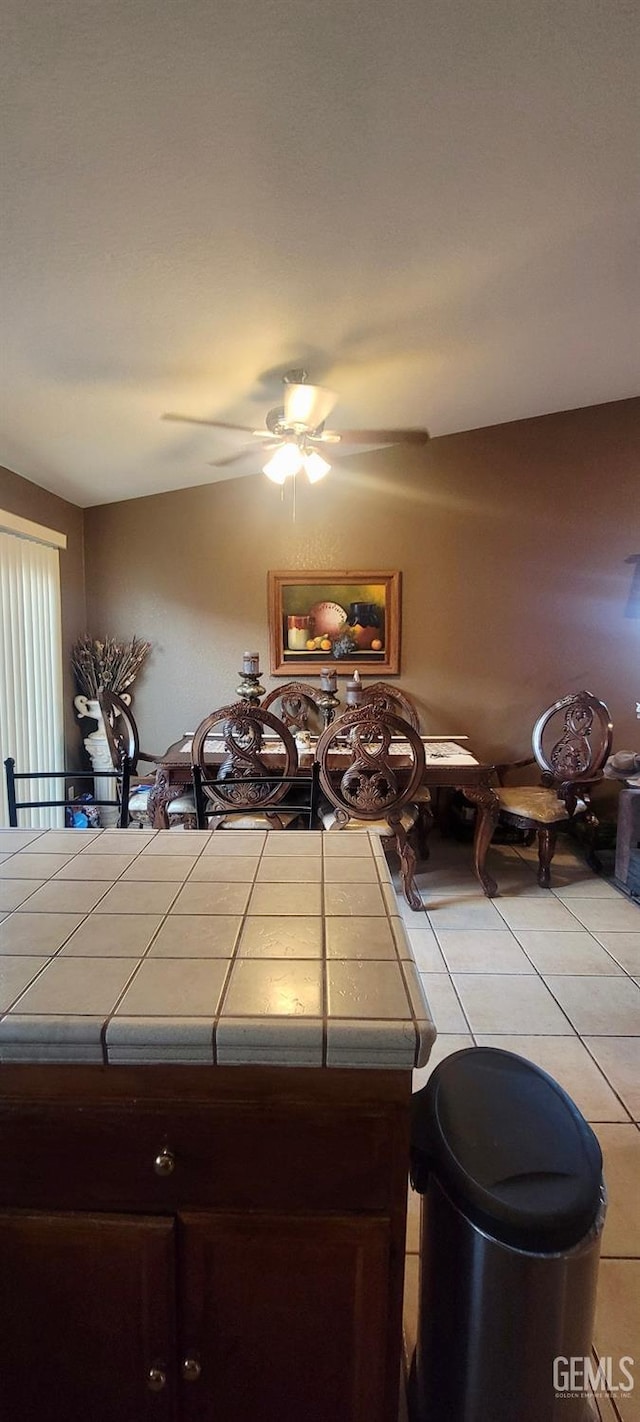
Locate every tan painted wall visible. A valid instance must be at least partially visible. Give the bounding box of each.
[0,464,86,757]
[84,398,640,796]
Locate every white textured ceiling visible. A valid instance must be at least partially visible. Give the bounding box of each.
[1,0,638,507]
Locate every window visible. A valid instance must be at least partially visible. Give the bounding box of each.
[0,513,66,827]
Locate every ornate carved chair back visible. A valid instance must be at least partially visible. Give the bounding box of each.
[98,689,141,773]
[191,702,318,830]
[359,682,420,731]
[261,682,324,737]
[315,701,426,907]
[488,690,614,890]
[532,691,613,801]
[98,689,174,828]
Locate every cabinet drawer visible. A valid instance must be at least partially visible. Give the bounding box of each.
[0,1098,398,1213]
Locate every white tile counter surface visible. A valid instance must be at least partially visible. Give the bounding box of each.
[0,828,436,1069]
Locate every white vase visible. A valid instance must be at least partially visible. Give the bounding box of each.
[74,694,130,827]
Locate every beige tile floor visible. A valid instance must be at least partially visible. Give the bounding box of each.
[400,835,640,1422]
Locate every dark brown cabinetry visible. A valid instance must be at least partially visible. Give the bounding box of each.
[0,1211,176,1422]
[178,1212,390,1422]
[0,1065,410,1422]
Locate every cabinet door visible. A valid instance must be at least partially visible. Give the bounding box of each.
[0,1210,176,1422]
[178,1211,391,1422]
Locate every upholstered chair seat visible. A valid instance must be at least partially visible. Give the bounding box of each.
[127,784,154,827]
[173,799,301,831]
[320,804,418,835]
[495,786,587,823]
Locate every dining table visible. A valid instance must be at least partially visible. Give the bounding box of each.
[148,732,502,898]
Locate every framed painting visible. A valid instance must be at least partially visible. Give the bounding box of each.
[267,570,401,675]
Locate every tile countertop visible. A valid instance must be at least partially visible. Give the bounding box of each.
[0,827,436,1070]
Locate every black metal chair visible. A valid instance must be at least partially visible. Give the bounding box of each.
[4,755,132,829]
[191,702,320,831]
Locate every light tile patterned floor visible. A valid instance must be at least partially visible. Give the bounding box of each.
[400,836,640,1422]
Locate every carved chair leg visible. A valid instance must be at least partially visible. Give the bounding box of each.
[582,810,602,874]
[148,772,184,830]
[537,826,557,888]
[390,818,423,911]
[463,786,500,897]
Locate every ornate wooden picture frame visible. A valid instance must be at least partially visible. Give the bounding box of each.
[267,570,401,676]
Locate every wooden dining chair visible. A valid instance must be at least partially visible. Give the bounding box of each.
[261,682,324,736]
[315,702,428,909]
[356,682,434,853]
[359,682,421,730]
[4,756,132,829]
[190,702,320,831]
[98,689,189,828]
[488,690,613,887]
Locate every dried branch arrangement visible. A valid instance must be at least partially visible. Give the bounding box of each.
[72,635,152,698]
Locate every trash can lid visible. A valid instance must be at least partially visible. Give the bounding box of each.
[410,1048,603,1252]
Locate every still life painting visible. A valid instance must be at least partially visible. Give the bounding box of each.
[267,570,401,675]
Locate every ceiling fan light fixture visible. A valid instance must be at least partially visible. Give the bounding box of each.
[263,443,303,483]
[283,383,338,431]
[303,450,331,483]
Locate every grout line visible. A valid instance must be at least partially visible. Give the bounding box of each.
[578,1037,636,1124]
[208,834,267,1061]
[590,1344,626,1422]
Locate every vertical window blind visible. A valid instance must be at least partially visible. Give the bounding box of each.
[0,526,65,827]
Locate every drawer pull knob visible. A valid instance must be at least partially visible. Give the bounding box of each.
[182,1356,202,1383]
[147,1366,167,1392]
[153,1147,176,1176]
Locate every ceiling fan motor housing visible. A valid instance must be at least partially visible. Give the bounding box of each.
[266,402,327,439]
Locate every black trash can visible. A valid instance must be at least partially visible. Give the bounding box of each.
[409,1048,605,1422]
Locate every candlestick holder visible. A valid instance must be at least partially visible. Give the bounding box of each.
[316,687,341,730]
[236,670,266,705]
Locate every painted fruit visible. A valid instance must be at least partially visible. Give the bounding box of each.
[306,640,316,650]
[320,639,332,651]
[371,639,382,650]
[350,623,377,649]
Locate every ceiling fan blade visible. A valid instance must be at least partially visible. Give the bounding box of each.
[207,449,254,468]
[207,441,276,467]
[333,428,430,445]
[309,431,342,444]
[162,413,257,434]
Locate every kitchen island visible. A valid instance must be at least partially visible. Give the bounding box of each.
[0,826,435,1422]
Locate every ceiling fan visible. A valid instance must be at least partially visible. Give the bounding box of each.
[162,370,429,483]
